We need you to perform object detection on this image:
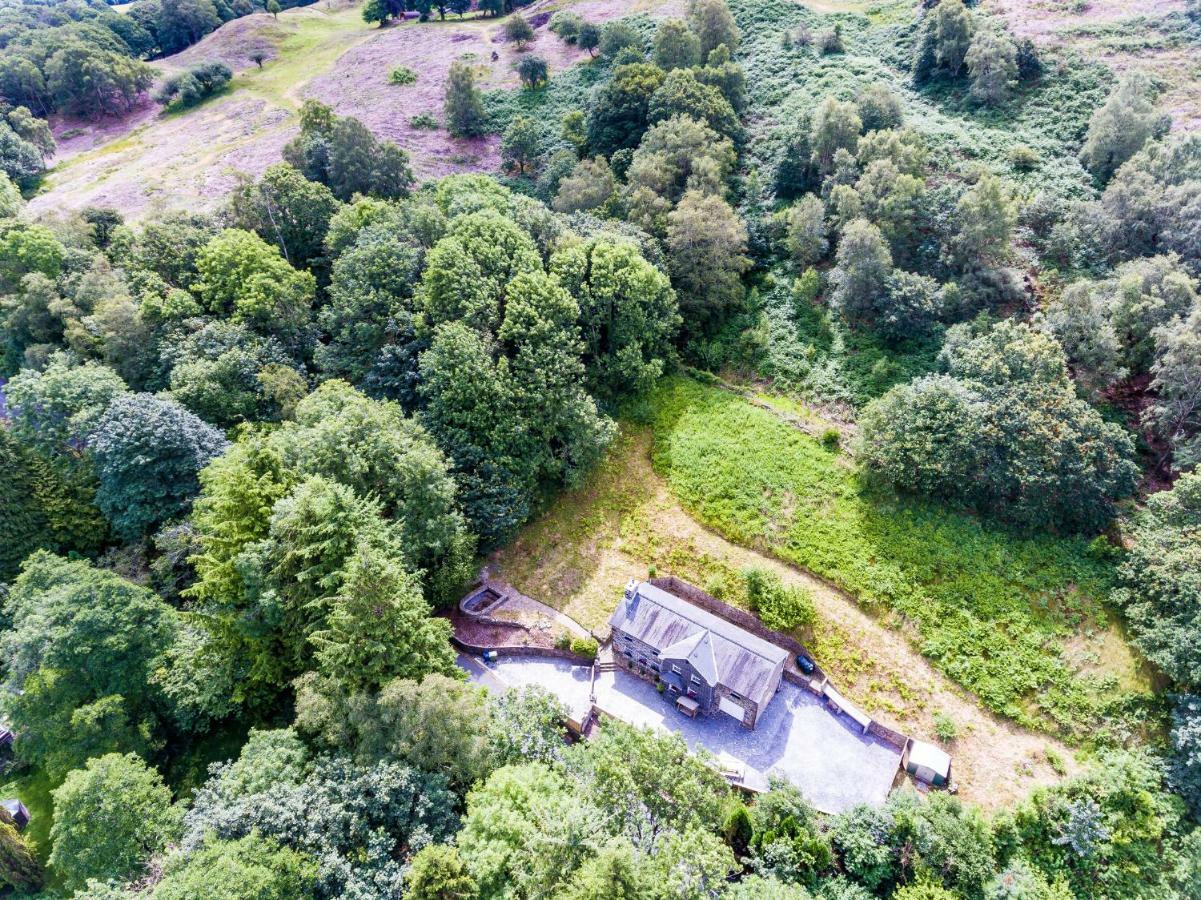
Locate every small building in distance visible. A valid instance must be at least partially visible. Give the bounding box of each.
[608,579,788,729]
[1,799,29,830]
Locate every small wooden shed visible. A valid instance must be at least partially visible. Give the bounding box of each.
[904,739,952,788]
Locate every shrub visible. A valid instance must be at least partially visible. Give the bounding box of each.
[933,711,958,743]
[410,113,438,129]
[1008,143,1041,171]
[505,14,535,50]
[548,10,583,42]
[389,66,417,85]
[570,635,599,660]
[599,20,642,59]
[517,55,548,89]
[742,567,817,632]
[817,25,843,55]
[156,61,232,109]
[820,428,840,449]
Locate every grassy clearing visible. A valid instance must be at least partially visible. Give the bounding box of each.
[626,376,1152,741]
[0,767,54,869]
[493,419,1086,806]
[234,5,375,108]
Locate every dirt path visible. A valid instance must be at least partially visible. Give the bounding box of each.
[493,428,1082,810]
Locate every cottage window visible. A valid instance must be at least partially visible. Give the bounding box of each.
[671,664,682,675]
[729,691,741,700]
[690,675,701,686]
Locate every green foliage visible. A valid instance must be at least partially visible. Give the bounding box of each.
[913,0,974,84]
[1080,71,1166,182]
[182,752,458,896]
[688,0,740,58]
[196,228,316,335]
[653,19,701,71]
[488,685,570,767]
[445,60,487,138]
[309,539,458,693]
[405,844,479,900]
[283,99,414,201]
[665,190,750,324]
[49,753,181,892]
[1,553,178,779]
[742,567,816,632]
[1006,750,1189,899]
[501,115,541,172]
[0,806,42,893]
[859,321,1138,533]
[228,162,339,268]
[933,711,958,743]
[296,673,491,792]
[570,635,600,660]
[517,54,549,89]
[586,62,666,158]
[636,376,1137,736]
[1169,694,1201,820]
[152,833,319,900]
[156,61,232,109]
[90,392,227,540]
[5,353,127,455]
[505,13,534,49]
[966,28,1017,107]
[1114,471,1201,687]
[0,430,107,580]
[550,237,680,399]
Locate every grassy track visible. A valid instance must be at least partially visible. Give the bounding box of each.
[235,5,374,109]
[629,376,1150,740]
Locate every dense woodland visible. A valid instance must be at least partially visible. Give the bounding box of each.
[0,0,1200,896]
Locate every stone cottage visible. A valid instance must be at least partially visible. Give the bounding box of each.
[608,579,788,729]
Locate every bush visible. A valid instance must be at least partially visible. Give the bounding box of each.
[820,428,840,449]
[817,25,843,55]
[517,55,548,89]
[933,711,958,743]
[156,61,232,109]
[410,113,438,129]
[570,635,599,660]
[1008,143,1041,171]
[389,66,417,85]
[742,567,817,632]
[548,11,583,42]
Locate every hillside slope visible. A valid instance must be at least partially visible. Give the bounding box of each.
[29,0,678,220]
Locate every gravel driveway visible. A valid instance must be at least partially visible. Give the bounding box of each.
[463,655,901,813]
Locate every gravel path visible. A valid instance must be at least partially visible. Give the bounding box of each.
[464,654,902,813]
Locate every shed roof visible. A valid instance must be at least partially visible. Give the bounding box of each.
[610,581,788,709]
[907,740,952,778]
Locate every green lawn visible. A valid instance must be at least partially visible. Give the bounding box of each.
[630,376,1151,741]
[0,766,55,869]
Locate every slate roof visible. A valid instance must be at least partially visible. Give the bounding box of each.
[610,581,788,709]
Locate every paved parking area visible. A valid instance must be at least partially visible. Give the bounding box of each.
[463,655,901,813]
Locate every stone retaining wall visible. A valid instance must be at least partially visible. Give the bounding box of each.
[450,635,592,665]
